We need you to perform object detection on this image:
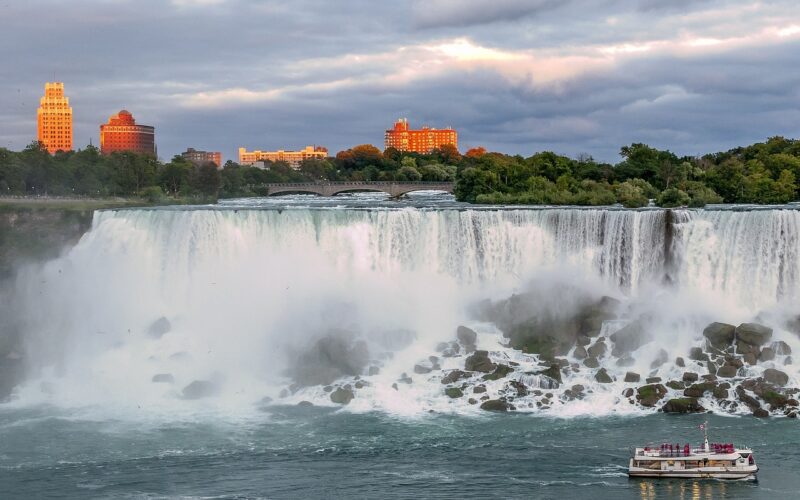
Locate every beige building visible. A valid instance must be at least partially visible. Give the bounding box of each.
[37,82,73,154]
[238,146,328,168]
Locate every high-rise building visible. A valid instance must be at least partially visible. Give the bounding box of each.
[181,148,222,168]
[384,118,458,154]
[37,82,73,154]
[238,146,328,168]
[99,110,156,156]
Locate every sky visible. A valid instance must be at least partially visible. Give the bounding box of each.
[1,0,799,163]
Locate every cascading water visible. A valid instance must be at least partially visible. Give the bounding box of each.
[5,206,800,417]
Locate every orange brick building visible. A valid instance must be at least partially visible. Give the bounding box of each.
[100,110,156,156]
[182,148,222,167]
[384,118,458,154]
[37,82,73,154]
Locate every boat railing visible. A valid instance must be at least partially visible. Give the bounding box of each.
[636,443,738,457]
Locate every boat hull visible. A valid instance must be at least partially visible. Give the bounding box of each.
[628,468,758,481]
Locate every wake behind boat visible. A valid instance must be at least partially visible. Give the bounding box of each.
[628,422,758,481]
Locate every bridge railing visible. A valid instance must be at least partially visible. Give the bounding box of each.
[260,181,454,187]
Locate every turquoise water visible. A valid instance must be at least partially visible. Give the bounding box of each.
[1,408,797,499]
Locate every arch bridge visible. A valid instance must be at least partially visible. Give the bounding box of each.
[260,181,454,197]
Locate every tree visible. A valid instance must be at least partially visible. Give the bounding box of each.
[160,156,193,196]
[396,165,422,181]
[190,162,221,198]
[465,146,486,158]
[657,188,691,207]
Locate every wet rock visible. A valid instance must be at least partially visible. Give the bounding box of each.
[689,347,709,362]
[508,380,528,397]
[573,346,588,360]
[662,398,705,413]
[445,387,464,398]
[623,388,634,398]
[763,368,789,386]
[464,350,496,373]
[468,398,477,405]
[666,380,685,390]
[392,383,398,391]
[713,386,729,400]
[483,364,514,381]
[480,399,513,412]
[717,365,738,378]
[456,325,478,346]
[441,370,467,385]
[473,385,487,394]
[616,356,635,367]
[331,387,355,405]
[583,357,600,368]
[151,373,174,384]
[736,323,773,346]
[675,357,686,367]
[772,341,792,356]
[435,342,448,352]
[684,382,715,398]
[398,373,413,384]
[576,335,592,347]
[297,401,314,407]
[736,386,761,410]
[650,349,669,369]
[181,380,219,400]
[702,322,735,350]
[646,377,662,384]
[290,335,370,386]
[538,364,563,384]
[743,352,758,365]
[413,364,432,375]
[587,339,607,359]
[762,390,788,409]
[594,368,613,384]
[753,408,770,418]
[368,366,380,376]
[682,372,699,383]
[759,348,776,362]
[785,356,793,366]
[637,384,668,407]
[147,317,172,339]
[610,320,653,357]
[701,374,717,382]
[624,372,641,383]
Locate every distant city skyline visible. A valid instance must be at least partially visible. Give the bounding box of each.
[2,1,799,163]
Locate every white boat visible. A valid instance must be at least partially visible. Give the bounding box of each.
[628,422,758,480]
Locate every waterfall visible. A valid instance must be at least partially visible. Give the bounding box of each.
[7,206,800,415]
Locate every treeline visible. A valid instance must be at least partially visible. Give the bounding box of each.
[2,138,799,207]
[455,137,800,207]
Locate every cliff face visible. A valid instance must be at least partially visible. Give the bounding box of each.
[0,205,96,399]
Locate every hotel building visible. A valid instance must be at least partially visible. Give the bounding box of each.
[384,118,458,154]
[181,148,222,168]
[37,82,73,154]
[238,146,328,168]
[100,110,156,156]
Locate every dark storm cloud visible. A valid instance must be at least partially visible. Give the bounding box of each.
[1,0,799,162]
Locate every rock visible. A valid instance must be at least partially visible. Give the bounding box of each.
[736,340,760,355]
[468,398,477,405]
[147,316,172,339]
[297,401,314,407]
[736,386,761,410]
[689,347,709,362]
[480,399,513,412]
[624,372,641,383]
[759,348,776,362]
[646,377,662,384]
[392,383,398,390]
[146,372,173,384]
[763,368,789,386]
[610,320,653,357]
[675,357,686,367]
[537,364,563,384]
[684,382,715,398]
[573,346,588,360]
[662,398,705,413]
[368,366,380,376]
[682,372,699,383]
[753,408,770,418]
[571,384,585,394]
[583,357,600,368]
[508,380,528,397]
[483,364,514,381]
[594,368,613,384]
[616,356,635,367]
[181,380,219,400]
[473,385,487,394]
[785,356,793,366]
[413,364,432,374]
[762,390,788,409]
[465,350,496,373]
[587,339,607,359]
[290,335,370,386]
[435,342,448,352]
[456,325,478,345]
[650,349,669,369]
[713,387,729,400]
[666,380,685,390]
[576,335,591,346]
[637,384,668,407]
[441,370,467,385]
[429,356,439,364]
[330,387,355,405]
[702,322,735,350]
[445,387,463,398]
[724,355,744,369]
[772,341,792,356]
[736,323,773,346]
[717,365,738,378]
[743,352,758,365]
[398,373,413,384]
[623,388,634,398]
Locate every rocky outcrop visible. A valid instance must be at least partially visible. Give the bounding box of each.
[330,387,355,405]
[662,398,705,413]
[441,370,467,385]
[763,368,789,387]
[465,350,496,373]
[702,322,735,350]
[736,323,773,346]
[595,368,613,384]
[609,320,653,357]
[445,387,463,398]
[182,380,219,399]
[624,372,641,383]
[147,317,172,339]
[480,399,513,412]
[289,334,369,386]
[537,364,563,384]
[456,325,478,346]
[482,364,514,381]
[636,384,667,407]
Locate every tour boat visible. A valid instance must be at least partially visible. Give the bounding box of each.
[628,422,758,480]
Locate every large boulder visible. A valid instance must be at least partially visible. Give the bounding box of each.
[480,399,513,412]
[330,387,355,405]
[595,368,613,384]
[587,339,607,359]
[151,373,174,383]
[537,364,563,384]
[772,341,792,356]
[573,345,588,359]
[445,387,463,399]
[636,384,668,407]
[763,368,789,386]
[456,325,478,346]
[465,350,496,373]
[181,380,219,400]
[147,317,172,339]
[441,370,467,385]
[717,365,738,378]
[610,321,653,357]
[482,364,514,381]
[688,347,709,362]
[624,372,641,383]
[662,398,705,413]
[583,357,600,368]
[736,323,773,346]
[289,334,370,386]
[702,322,735,350]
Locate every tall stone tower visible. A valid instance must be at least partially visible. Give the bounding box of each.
[37,82,73,154]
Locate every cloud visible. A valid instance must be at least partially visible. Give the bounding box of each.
[412,0,567,28]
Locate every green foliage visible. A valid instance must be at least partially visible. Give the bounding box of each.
[657,188,691,207]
